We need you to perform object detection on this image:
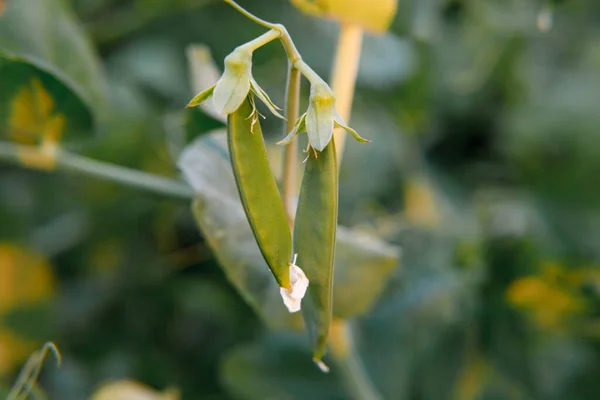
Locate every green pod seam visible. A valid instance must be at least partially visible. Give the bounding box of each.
[294,141,338,363]
[227,97,292,289]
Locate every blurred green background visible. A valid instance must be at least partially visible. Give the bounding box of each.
[1,0,600,399]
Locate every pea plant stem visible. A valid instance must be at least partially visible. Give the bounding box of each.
[0,141,195,200]
[282,65,301,229]
[326,23,383,400]
[331,23,364,168]
[223,0,322,84]
[330,320,383,400]
[222,0,277,30]
[238,28,280,52]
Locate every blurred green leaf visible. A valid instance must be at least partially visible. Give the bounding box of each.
[220,333,345,400]
[0,54,94,145]
[164,107,225,162]
[184,107,224,141]
[2,302,56,343]
[0,0,106,109]
[0,0,106,144]
[333,227,399,318]
[186,44,226,124]
[502,72,600,209]
[180,131,302,331]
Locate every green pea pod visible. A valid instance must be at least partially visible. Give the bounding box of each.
[294,141,338,365]
[228,96,292,289]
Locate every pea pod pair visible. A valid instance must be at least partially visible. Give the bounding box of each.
[228,96,338,367]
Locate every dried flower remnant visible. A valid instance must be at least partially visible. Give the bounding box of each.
[279,254,309,312]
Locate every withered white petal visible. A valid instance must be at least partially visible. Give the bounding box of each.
[250,78,285,119]
[277,113,307,145]
[280,289,302,313]
[314,359,330,373]
[279,254,309,313]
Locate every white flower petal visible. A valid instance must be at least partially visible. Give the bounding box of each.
[213,74,251,115]
[212,50,252,114]
[279,255,309,313]
[306,103,333,151]
[306,83,335,151]
[288,264,309,299]
[280,289,302,313]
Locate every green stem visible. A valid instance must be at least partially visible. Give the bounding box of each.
[325,22,382,400]
[223,0,323,84]
[282,65,301,229]
[223,0,277,30]
[238,28,281,52]
[0,142,194,200]
[7,342,60,400]
[294,59,324,85]
[330,23,363,168]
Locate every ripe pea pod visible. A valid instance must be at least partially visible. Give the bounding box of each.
[228,97,292,289]
[294,140,338,366]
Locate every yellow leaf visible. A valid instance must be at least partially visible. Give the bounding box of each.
[9,78,66,168]
[90,380,179,400]
[290,0,397,34]
[0,244,55,377]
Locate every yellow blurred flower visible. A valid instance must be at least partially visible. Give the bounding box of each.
[506,262,588,330]
[290,0,397,34]
[0,244,55,377]
[9,78,65,170]
[90,380,179,400]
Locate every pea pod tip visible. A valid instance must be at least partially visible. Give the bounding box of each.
[313,358,330,373]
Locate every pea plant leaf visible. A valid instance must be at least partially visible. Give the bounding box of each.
[220,332,345,400]
[164,106,225,162]
[164,44,225,160]
[186,44,226,125]
[333,227,399,319]
[178,131,400,330]
[0,0,107,145]
[180,131,301,331]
